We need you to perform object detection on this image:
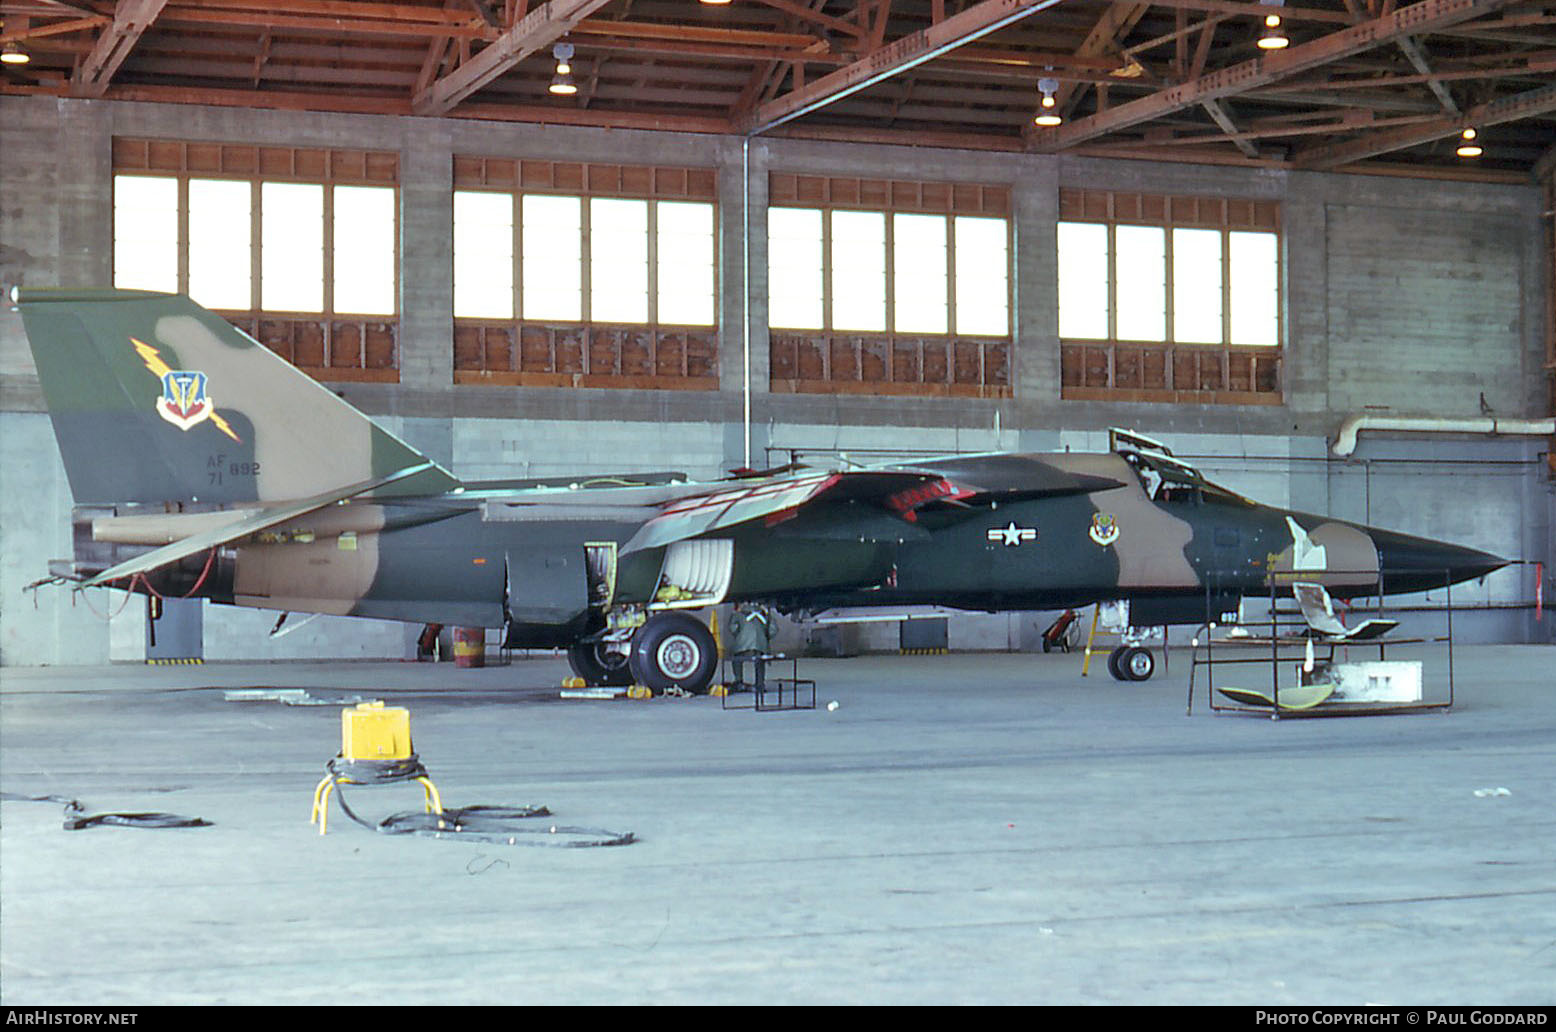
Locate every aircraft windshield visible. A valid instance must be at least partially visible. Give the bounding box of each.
[1121,450,1199,500]
[1119,448,1251,507]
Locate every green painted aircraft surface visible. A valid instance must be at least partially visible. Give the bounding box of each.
[13,288,1505,693]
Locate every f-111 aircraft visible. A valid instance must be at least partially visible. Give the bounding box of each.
[12,288,1506,693]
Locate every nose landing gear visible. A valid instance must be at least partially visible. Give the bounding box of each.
[1107,645,1156,682]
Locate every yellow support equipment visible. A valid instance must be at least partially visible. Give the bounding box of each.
[341,701,412,761]
[1081,604,1102,677]
[311,701,443,835]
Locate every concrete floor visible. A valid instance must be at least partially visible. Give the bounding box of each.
[1,645,1552,1005]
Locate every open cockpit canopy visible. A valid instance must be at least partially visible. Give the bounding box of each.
[1108,428,1252,508]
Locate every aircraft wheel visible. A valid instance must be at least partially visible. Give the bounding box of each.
[1120,646,1156,682]
[567,641,633,687]
[628,612,718,695]
[1106,646,1129,681]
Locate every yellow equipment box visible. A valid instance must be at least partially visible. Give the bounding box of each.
[341,701,412,760]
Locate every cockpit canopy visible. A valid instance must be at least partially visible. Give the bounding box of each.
[1109,428,1252,508]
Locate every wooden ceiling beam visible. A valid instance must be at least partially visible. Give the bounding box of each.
[748,0,868,40]
[412,0,615,115]
[1155,109,1440,145]
[737,0,1063,135]
[1125,0,1353,25]
[73,0,168,97]
[1394,34,1458,113]
[1201,97,1260,156]
[568,20,821,49]
[1296,81,1556,166]
[730,0,824,126]
[1032,0,1526,151]
[463,0,502,29]
[7,1,99,14]
[165,0,485,30]
[1051,2,1149,114]
[159,9,492,40]
[1256,54,1556,93]
[1531,140,1556,182]
[0,15,107,44]
[569,36,836,65]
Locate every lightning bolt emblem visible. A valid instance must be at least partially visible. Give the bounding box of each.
[131,337,242,443]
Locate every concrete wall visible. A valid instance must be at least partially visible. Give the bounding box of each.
[1,94,1550,666]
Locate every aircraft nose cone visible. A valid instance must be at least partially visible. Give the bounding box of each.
[1370,528,1507,593]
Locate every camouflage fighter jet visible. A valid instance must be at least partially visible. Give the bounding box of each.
[12,288,1506,691]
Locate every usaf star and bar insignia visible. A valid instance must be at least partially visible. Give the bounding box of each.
[987,522,1037,547]
[987,514,1122,549]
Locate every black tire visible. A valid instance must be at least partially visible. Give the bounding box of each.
[567,640,633,687]
[1106,645,1128,681]
[1121,646,1156,682]
[628,612,718,695]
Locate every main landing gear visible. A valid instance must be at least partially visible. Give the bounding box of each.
[566,640,634,687]
[569,612,719,695]
[1107,645,1156,682]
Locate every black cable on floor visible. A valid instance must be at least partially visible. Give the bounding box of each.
[321,760,636,848]
[0,792,211,830]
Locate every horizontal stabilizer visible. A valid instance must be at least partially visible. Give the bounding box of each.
[83,461,439,587]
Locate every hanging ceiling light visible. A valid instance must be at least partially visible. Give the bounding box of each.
[1258,13,1289,49]
[1258,0,1289,50]
[1456,127,1482,158]
[699,0,733,5]
[0,41,30,65]
[548,42,577,96]
[1034,76,1062,127]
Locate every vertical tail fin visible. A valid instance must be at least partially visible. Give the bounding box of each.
[12,288,459,505]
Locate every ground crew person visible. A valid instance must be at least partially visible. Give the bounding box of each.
[728,601,774,692]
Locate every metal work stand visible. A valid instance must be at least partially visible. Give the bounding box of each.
[721,654,816,712]
[1187,572,1457,719]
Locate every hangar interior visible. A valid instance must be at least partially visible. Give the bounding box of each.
[1,0,1553,666]
[3,2,1556,1009]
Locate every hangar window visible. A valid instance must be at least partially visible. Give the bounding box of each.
[1057,189,1282,405]
[452,157,718,390]
[767,174,1012,400]
[111,139,401,383]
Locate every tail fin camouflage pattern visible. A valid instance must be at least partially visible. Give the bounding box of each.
[13,288,460,506]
